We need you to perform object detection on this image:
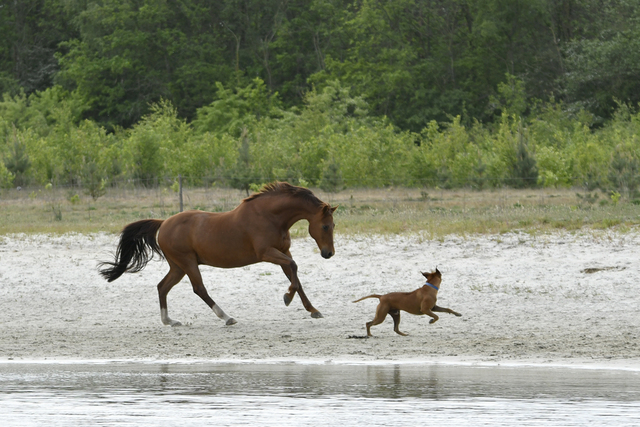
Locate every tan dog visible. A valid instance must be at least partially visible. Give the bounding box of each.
[353,268,461,336]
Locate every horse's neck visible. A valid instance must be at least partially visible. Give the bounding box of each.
[260,197,316,229]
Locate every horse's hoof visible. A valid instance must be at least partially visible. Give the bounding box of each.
[283,294,292,306]
[170,321,183,327]
[226,318,237,326]
[311,311,323,319]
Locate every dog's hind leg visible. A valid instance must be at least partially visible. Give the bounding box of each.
[365,303,389,336]
[432,304,462,317]
[389,309,407,336]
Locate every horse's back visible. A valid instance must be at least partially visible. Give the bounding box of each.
[158,210,260,268]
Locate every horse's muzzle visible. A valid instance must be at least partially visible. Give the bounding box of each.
[321,249,334,259]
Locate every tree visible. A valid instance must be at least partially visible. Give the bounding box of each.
[319,159,343,192]
[56,0,232,128]
[0,0,76,96]
[227,127,260,195]
[511,127,538,188]
[192,78,282,137]
[81,159,107,201]
[3,127,31,186]
[563,3,640,120]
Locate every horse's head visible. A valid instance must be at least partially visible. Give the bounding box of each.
[309,204,337,259]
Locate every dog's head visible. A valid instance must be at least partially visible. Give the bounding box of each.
[421,267,442,286]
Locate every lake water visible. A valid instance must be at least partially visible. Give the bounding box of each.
[1,361,639,426]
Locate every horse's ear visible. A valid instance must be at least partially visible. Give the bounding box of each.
[324,205,338,216]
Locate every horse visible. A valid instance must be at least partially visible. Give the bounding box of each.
[99,182,337,326]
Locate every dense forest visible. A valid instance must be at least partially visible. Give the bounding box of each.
[1,0,640,197]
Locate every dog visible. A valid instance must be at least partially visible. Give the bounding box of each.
[352,268,461,336]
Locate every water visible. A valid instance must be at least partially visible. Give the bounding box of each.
[1,361,639,426]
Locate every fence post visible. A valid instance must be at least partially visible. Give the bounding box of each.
[179,174,183,212]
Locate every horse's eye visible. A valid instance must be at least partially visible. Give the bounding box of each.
[322,225,329,231]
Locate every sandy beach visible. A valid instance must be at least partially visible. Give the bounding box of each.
[0,230,638,369]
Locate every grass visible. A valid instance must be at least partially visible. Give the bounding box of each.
[1,185,639,237]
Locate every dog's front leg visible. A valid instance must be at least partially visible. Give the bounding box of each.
[421,304,439,324]
[432,304,462,318]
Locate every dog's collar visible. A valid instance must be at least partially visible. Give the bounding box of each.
[425,282,439,291]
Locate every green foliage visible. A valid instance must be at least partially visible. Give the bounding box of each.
[563,4,640,119]
[82,160,107,201]
[126,100,190,184]
[3,126,31,186]
[610,191,622,205]
[192,79,282,137]
[2,0,640,134]
[227,128,261,195]
[0,162,14,188]
[608,143,640,197]
[511,130,539,189]
[55,0,232,128]
[1,81,640,194]
[536,146,572,188]
[320,159,344,193]
[491,74,528,118]
[2,2,640,192]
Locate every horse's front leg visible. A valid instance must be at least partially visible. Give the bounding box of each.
[262,247,322,318]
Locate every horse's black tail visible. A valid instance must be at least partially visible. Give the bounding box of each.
[99,219,165,282]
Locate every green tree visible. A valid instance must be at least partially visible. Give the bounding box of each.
[3,126,31,186]
[81,159,107,200]
[56,0,232,128]
[227,127,260,195]
[0,0,77,95]
[192,78,282,137]
[563,3,640,120]
[511,129,539,188]
[319,159,344,193]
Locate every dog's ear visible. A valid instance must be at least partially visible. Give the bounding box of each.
[421,271,429,279]
[435,267,441,276]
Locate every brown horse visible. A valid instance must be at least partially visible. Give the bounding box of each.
[99,182,337,326]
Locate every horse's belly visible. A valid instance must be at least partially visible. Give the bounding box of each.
[199,253,260,269]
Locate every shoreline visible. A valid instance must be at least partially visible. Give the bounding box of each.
[2,356,640,372]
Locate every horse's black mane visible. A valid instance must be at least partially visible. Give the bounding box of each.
[243,181,324,208]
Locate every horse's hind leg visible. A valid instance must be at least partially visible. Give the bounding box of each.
[182,262,237,325]
[157,262,186,326]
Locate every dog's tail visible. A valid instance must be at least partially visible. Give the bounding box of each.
[352,295,381,303]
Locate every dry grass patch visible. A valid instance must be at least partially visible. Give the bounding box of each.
[1,186,639,237]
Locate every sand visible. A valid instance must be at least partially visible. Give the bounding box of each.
[0,230,638,369]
